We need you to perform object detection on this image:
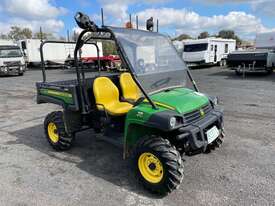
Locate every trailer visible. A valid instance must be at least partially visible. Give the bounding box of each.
[227,32,275,75]
[19,39,103,67]
[182,38,236,67]
[0,40,26,76]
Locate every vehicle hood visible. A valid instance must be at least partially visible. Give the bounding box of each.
[150,88,209,114]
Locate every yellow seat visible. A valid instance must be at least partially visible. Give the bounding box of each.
[93,77,133,116]
[120,73,141,102]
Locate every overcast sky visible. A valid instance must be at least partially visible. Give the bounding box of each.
[0,0,275,39]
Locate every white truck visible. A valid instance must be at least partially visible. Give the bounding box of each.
[227,32,275,75]
[0,40,26,76]
[182,38,236,67]
[19,39,103,67]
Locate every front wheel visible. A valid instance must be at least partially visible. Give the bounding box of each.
[44,111,74,151]
[133,137,184,195]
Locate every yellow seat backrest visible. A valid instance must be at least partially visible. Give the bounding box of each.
[120,73,141,101]
[93,77,120,110]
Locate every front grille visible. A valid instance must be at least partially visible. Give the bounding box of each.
[4,61,21,66]
[184,103,212,124]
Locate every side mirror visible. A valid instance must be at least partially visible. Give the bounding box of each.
[74,12,98,31]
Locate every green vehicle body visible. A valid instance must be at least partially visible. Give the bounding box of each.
[37,85,212,153]
[39,89,74,105]
[124,88,209,148]
[37,23,224,159]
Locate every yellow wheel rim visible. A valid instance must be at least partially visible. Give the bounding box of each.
[138,152,164,184]
[47,122,59,143]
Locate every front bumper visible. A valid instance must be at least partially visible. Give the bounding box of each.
[176,108,223,151]
[0,65,25,75]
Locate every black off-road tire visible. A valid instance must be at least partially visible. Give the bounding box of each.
[44,111,74,151]
[133,136,184,195]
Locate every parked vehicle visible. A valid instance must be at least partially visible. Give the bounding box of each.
[0,40,26,76]
[227,32,275,75]
[227,50,275,75]
[182,38,236,67]
[19,39,103,67]
[36,12,225,195]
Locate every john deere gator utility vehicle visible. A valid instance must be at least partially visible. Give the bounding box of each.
[36,12,224,195]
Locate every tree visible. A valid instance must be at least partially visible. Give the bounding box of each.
[34,32,55,40]
[198,31,209,39]
[59,36,66,41]
[0,33,9,39]
[102,41,117,56]
[8,26,32,40]
[218,30,235,39]
[218,30,242,46]
[173,34,192,41]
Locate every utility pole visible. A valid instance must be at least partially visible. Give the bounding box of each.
[67,30,70,42]
[136,15,139,30]
[39,26,43,41]
[157,19,159,32]
[101,8,104,26]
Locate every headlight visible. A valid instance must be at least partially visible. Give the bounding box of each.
[169,117,177,128]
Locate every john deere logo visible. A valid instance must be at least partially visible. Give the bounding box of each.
[200,109,205,117]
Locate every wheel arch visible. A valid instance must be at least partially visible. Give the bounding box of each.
[124,123,162,157]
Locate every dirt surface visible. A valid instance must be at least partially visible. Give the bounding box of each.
[0,67,274,206]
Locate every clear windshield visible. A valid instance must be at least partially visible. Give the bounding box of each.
[184,43,208,52]
[111,27,187,94]
[0,47,22,58]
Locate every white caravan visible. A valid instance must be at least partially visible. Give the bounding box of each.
[182,38,236,67]
[19,39,103,66]
[0,40,26,76]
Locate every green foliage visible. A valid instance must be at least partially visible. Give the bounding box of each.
[198,31,209,39]
[173,34,193,41]
[218,30,242,45]
[33,32,55,40]
[8,26,32,40]
[102,41,118,56]
[0,33,9,39]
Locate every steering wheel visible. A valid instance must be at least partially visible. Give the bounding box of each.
[151,77,171,89]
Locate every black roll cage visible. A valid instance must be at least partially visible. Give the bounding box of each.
[40,26,199,114]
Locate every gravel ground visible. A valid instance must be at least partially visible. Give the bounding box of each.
[0,67,274,206]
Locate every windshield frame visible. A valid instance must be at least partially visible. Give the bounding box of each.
[0,46,23,58]
[108,26,188,95]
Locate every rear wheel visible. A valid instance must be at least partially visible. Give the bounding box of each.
[133,136,184,195]
[44,111,74,151]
